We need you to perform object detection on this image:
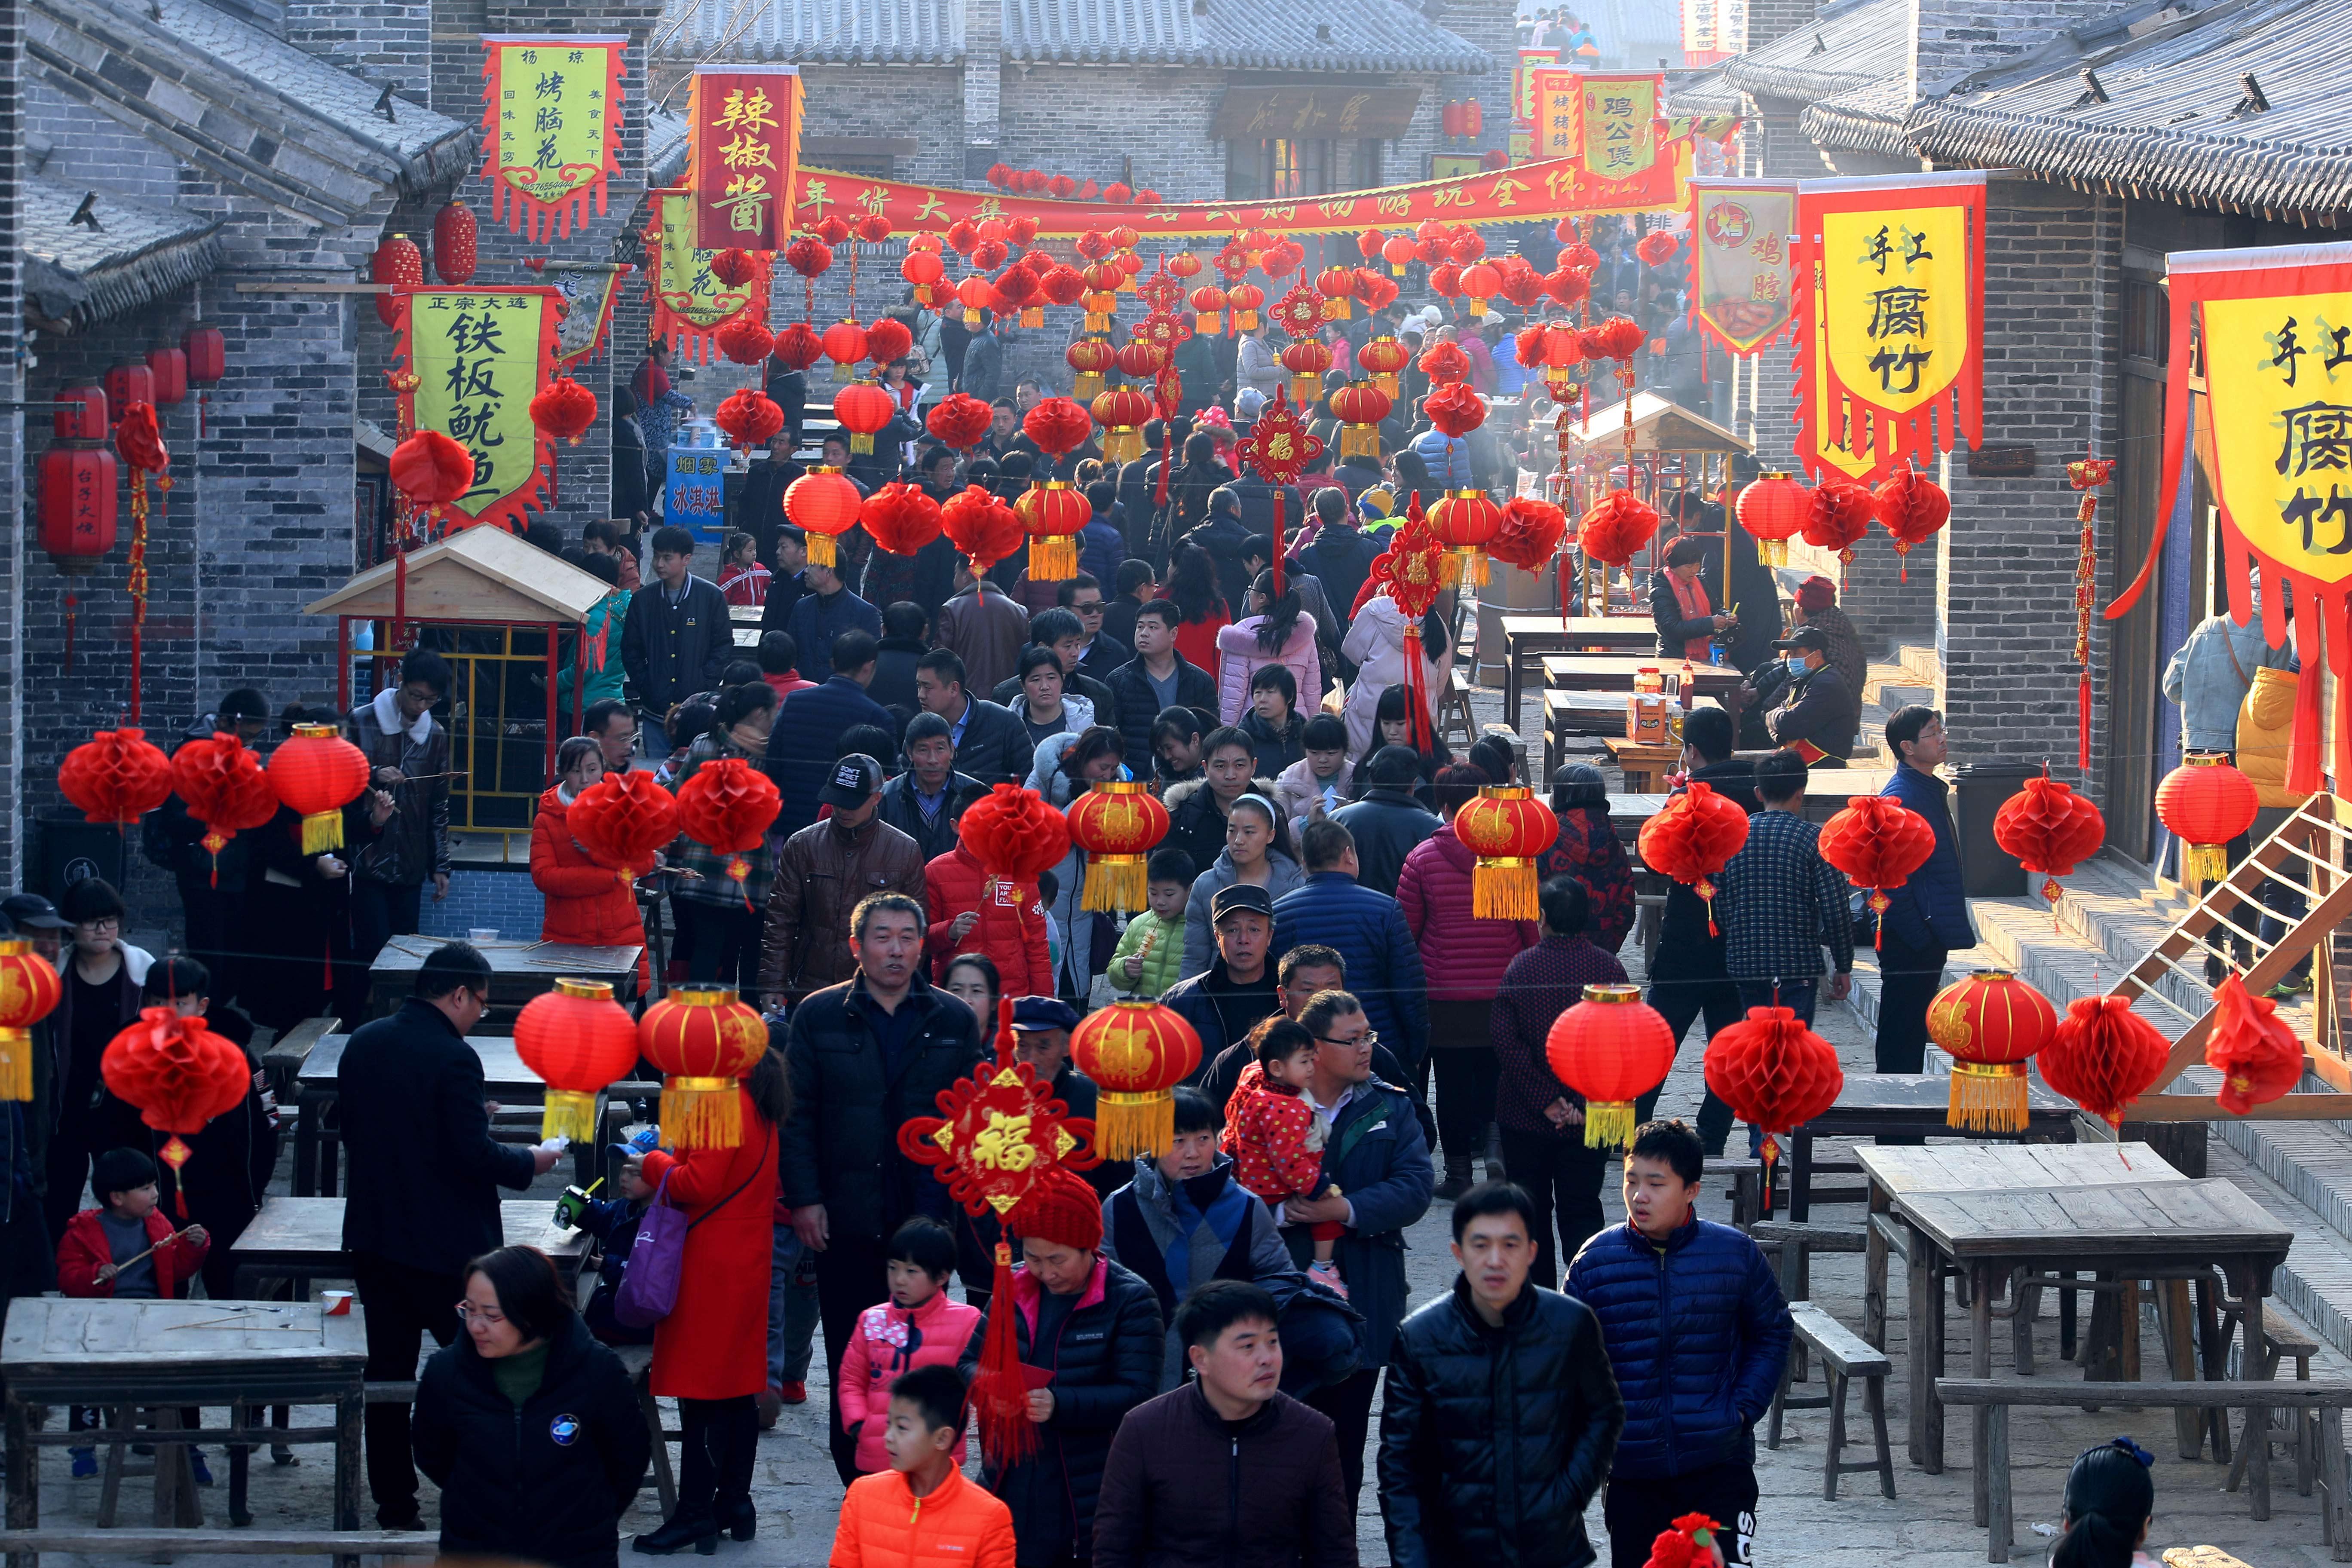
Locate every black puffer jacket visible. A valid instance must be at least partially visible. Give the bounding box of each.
[779,974,986,1242]
[412,1314,650,1568]
[1378,1277,1625,1568]
[965,1256,1164,1567]
[1092,1383,1351,1568]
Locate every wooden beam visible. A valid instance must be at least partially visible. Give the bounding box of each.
[2128,1093,2352,1123]
[233,282,389,294]
[1936,1378,2352,1408]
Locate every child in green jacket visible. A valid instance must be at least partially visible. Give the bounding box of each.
[1107,848,1194,998]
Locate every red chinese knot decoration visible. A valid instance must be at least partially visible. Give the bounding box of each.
[1233,388,1323,597]
[2069,452,2116,770]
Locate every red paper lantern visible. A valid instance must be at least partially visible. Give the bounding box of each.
[55,388,107,441]
[944,219,980,254]
[1066,337,1117,401]
[676,757,783,910]
[1561,241,1600,273]
[432,199,479,285]
[371,233,423,327]
[1090,387,1155,465]
[927,394,995,452]
[714,312,775,366]
[1704,1006,1843,1209]
[2206,973,2303,1116]
[1735,472,1810,567]
[1381,236,1416,276]
[1817,796,1936,939]
[1065,780,1170,915]
[992,265,1042,326]
[169,735,280,879]
[1041,266,1089,309]
[784,238,833,279]
[1636,230,1679,267]
[2037,995,2169,1130]
[1316,265,1358,319]
[1544,984,1675,1148]
[1458,262,1501,317]
[1023,398,1093,459]
[1638,781,1750,931]
[1581,316,1646,364]
[267,722,371,854]
[39,447,119,569]
[833,383,897,454]
[715,388,786,451]
[1418,340,1470,387]
[1227,282,1264,331]
[567,769,682,886]
[1355,271,1400,314]
[854,214,894,245]
[1577,489,1659,567]
[1430,489,1503,587]
[59,729,173,826]
[1926,970,2058,1131]
[900,249,945,301]
[1455,786,1559,920]
[770,322,824,372]
[784,467,863,567]
[1188,284,1230,335]
[0,941,62,1102]
[1802,479,1876,564]
[1991,769,2107,906]
[1491,496,1568,573]
[820,321,870,383]
[1429,263,1464,300]
[1356,336,1410,398]
[962,783,1072,884]
[389,430,474,518]
[862,482,945,557]
[514,978,641,1140]
[183,328,225,387]
[104,365,155,424]
[102,1006,252,1213]
[637,986,770,1148]
[712,248,761,288]
[1328,381,1392,462]
[145,349,188,407]
[942,486,1024,575]
[1071,998,1200,1158]
[954,276,995,327]
[2156,754,2260,891]
[1874,467,1950,582]
[1424,382,1485,439]
[865,317,914,369]
[1017,482,1093,582]
[529,376,599,446]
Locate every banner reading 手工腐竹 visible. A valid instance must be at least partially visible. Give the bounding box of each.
[2107,239,2352,794]
[478,36,625,242]
[1688,178,1798,356]
[1791,171,1985,483]
[395,288,559,533]
[690,66,802,251]
[644,189,773,363]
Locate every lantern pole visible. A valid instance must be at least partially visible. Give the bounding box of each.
[337,616,351,710]
[544,622,559,784]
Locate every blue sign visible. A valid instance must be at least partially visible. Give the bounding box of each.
[665,444,729,544]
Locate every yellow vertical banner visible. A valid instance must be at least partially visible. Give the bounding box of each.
[478,36,626,241]
[395,288,559,531]
[1580,74,1659,182]
[1531,69,1582,164]
[1689,178,1798,354]
[644,190,771,361]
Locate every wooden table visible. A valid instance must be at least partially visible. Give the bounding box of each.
[1501,613,1658,729]
[1787,1074,2077,1221]
[1602,737,1687,793]
[1860,1145,2294,1506]
[294,1033,640,1197]
[365,937,640,1032]
[2,1298,369,1562]
[231,1198,591,1297]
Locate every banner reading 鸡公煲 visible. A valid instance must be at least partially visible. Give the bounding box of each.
[478,36,626,242]
[1792,171,1985,482]
[393,287,559,533]
[2107,239,2352,793]
[644,189,773,363]
[690,66,802,251]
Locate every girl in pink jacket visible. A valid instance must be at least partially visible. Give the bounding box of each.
[1216,573,1321,723]
[836,1218,983,1475]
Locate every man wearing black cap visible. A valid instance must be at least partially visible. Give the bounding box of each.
[760,754,926,1008]
[1764,626,1860,767]
[1164,885,1283,1081]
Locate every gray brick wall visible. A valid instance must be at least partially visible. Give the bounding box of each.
[27,78,182,200]
[0,0,24,892]
[281,0,429,97]
[1912,0,2134,92]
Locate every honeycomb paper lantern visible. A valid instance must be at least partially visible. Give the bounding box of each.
[942,485,1025,575]
[1070,999,1201,1158]
[514,978,642,1142]
[1703,1005,1844,1214]
[566,769,682,887]
[101,1006,253,1214]
[169,735,280,882]
[674,758,782,908]
[714,388,785,451]
[267,722,371,854]
[862,482,945,558]
[1991,769,2107,906]
[1802,478,1877,565]
[0,941,62,1102]
[1817,796,1936,943]
[1577,489,1660,568]
[1636,781,1749,931]
[1926,969,2058,1132]
[1873,466,1950,582]
[637,986,769,1148]
[59,728,173,827]
[2205,972,2303,1116]
[1544,984,1674,1148]
[2037,994,2169,1130]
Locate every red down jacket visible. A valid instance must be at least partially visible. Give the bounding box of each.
[530,787,646,949]
[922,845,1053,999]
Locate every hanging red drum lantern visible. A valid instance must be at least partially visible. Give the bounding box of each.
[0,941,61,1102]
[637,986,771,1148]
[1328,381,1392,461]
[145,349,188,406]
[39,447,119,570]
[1090,387,1154,466]
[1735,472,1810,567]
[55,388,107,441]
[785,467,864,567]
[820,321,870,384]
[1454,786,1558,919]
[1926,970,2058,1132]
[1070,1000,1200,1158]
[104,364,155,423]
[371,233,423,327]
[1065,780,1170,913]
[183,329,225,387]
[1544,985,1675,1148]
[267,722,372,854]
[2155,753,2260,891]
[514,978,642,1141]
[432,199,479,285]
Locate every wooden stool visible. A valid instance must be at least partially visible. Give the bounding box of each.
[2226,1317,2322,1498]
[1441,668,1477,748]
[614,1344,682,1519]
[1767,1302,1896,1501]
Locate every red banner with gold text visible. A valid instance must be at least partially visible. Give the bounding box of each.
[689,66,802,251]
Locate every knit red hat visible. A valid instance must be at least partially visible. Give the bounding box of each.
[1008,1166,1103,1253]
[1796,575,1837,612]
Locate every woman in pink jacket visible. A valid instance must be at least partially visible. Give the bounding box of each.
[1215,572,1320,724]
[1397,763,1541,1200]
[835,1218,982,1475]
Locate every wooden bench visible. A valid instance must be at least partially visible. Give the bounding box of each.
[1767,1302,1895,1501]
[0,1528,438,1558]
[2227,1315,2324,1498]
[1936,1377,2352,1562]
[615,1344,684,1519]
[1752,1221,1867,1381]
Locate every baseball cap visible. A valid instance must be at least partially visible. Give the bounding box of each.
[609,1125,661,1161]
[1772,628,1830,655]
[818,753,883,808]
[1010,996,1080,1032]
[1210,884,1274,923]
[2,894,68,931]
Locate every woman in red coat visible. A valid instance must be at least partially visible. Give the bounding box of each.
[922,843,1053,998]
[628,1051,788,1554]
[1397,763,1542,1199]
[531,739,646,949]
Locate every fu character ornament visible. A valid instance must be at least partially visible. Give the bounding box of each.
[1232,388,1323,598]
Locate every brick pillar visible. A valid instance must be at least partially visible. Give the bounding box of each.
[1911,0,2131,95]
[0,0,22,888]
[1744,0,1816,50]
[283,0,431,99]
[1436,0,1516,163]
[962,0,1000,183]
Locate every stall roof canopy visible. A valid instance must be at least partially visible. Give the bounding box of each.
[306,527,612,625]
[1565,392,1754,455]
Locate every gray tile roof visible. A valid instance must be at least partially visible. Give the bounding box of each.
[1800,74,1917,153]
[647,105,691,189]
[654,0,1488,71]
[24,175,222,331]
[1723,0,1907,104]
[1907,0,2352,218]
[29,0,476,228]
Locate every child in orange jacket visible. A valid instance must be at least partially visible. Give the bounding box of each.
[829,1365,1013,1568]
[58,1148,211,1478]
[1219,1019,1347,1297]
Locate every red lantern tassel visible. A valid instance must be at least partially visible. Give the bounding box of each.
[1269,488,1284,603]
[973,1241,1039,1468]
[1758,1133,1779,1219]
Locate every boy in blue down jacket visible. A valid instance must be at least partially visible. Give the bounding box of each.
[1566,1118,1791,1568]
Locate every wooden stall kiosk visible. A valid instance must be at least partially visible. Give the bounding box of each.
[305,527,618,848]
[1558,391,1757,615]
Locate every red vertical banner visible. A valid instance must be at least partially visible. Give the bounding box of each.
[690,67,802,251]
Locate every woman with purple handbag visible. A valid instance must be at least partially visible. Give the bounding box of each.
[621,1050,790,1556]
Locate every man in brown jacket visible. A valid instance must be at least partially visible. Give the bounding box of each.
[347,648,453,966]
[934,561,1029,700]
[758,755,926,1004]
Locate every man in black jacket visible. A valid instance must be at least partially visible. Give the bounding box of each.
[1763,627,1859,766]
[780,893,986,1484]
[915,648,1034,786]
[876,713,981,862]
[991,606,1122,737]
[1331,747,1443,898]
[1298,488,1379,644]
[621,524,732,762]
[339,943,557,1528]
[1379,1182,1624,1568]
[1102,600,1218,776]
[1166,886,1281,1086]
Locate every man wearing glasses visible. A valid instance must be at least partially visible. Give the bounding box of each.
[1057,573,1124,685]
[338,942,559,1529]
[1282,986,1433,1513]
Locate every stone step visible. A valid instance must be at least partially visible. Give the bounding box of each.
[2205,1133,2352,1368]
